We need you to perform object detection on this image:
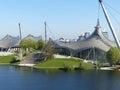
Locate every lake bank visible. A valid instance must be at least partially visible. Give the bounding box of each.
[1,54,120,71]
[34,58,95,70]
[0,55,95,70]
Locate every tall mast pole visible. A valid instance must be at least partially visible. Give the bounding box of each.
[44,21,47,44]
[18,22,23,60]
[18,23,22,40]
[99,0,120,48]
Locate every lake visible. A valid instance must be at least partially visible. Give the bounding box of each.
[0,65,120,90]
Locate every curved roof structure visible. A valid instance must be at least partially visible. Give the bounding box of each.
[24,34,42,41]
[0,34,42,49]
[0,35,19,48]
[54,20,116,52]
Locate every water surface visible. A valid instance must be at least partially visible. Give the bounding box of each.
[0,65,120,90]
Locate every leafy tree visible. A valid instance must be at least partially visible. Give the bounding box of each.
[106,47,120,65]
[20,39,36,56]
[36,40,45,50]
[20,39,36,49]
[43,41,55,59]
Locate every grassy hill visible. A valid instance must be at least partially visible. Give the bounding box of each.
[35,58,94,70]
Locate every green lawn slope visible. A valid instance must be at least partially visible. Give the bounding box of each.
[0,55,20,64]
[35,58,94,70]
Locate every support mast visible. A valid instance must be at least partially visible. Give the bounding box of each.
[18,23,22,40]
[99,0,120,48]
[44,21,47,44]
[18,22,23,60]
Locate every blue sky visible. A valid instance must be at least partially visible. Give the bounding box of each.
[0,0,120,40]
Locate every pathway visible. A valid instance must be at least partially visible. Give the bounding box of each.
[19,52,44,67]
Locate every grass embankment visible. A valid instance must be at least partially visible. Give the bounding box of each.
[35,58,94,70]
[0,55,20,65]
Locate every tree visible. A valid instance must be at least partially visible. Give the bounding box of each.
[20,39,36,56]
[20,39,36,49]
[43,41,55,59]
[106,47,120,65]
[36,40,45,50]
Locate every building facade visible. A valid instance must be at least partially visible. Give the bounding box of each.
[53,20,116,61]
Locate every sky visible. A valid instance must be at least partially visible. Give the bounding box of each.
[0,0,120,40]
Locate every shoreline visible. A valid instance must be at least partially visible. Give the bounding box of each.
[0,63,120,71]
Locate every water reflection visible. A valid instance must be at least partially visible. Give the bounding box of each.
[17,66,34,74]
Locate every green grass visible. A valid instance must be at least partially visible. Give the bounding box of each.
[35,58,95,70]
[0,54,20,64]
[80,62,95,70]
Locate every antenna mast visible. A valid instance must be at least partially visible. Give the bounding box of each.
[99,0,120,48]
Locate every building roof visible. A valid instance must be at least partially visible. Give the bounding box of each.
[23,34,42,41]
[54,20,116,52]
[0,35,20,48]
[0,34,42,48]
